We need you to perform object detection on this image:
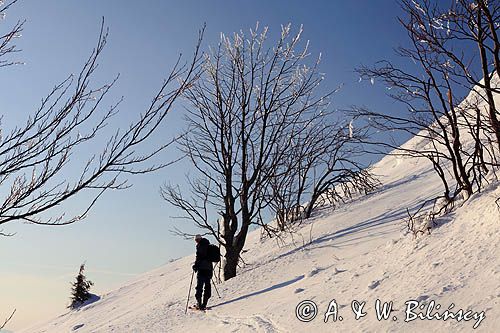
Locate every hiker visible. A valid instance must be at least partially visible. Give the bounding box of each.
[192,234,213,310]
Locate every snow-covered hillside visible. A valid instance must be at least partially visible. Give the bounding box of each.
[18,125,500,333]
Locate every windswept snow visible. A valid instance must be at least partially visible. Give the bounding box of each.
[19,127,500,332]
[19,79,500,332]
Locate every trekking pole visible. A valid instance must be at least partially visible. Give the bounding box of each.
[211,278,221,298]
[185,270,195,314]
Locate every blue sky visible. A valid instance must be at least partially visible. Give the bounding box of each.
[0,0,410,330]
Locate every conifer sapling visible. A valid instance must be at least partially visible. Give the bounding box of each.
[69,263,94,309]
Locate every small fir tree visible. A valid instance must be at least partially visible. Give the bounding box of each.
[69,263,94,309]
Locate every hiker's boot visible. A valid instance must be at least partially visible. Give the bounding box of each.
[201,297,208,310]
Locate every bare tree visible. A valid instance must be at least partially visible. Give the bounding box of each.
[162,24,340,280]
[0,21,203,232]
[0,0,205,231]
[0,0,23,69]
[0,1,203,325]
[353,0,500,231]
[397,0,500,157]
[265,114,378,233]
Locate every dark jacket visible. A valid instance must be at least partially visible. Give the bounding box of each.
[194,238,213,272]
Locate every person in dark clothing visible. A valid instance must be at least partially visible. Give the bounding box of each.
[192,234,213,310]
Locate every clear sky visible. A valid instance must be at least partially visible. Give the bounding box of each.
[0,0,410,330]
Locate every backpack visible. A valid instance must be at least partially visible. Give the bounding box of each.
[207,244,221,263]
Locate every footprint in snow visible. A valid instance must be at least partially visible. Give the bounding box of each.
[441,284,456,293]
[333,268,347,275]
[416,295,430,303]
[368,280,381,290]
[307,267,324,277]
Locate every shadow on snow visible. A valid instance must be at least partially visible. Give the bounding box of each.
[211,275,304,308]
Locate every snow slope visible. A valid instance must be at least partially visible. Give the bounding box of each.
[18,125,500,332]
[20,79,500,332]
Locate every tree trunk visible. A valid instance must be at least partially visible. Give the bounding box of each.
[223,247,239,281]
[304,197,316,219]
[477,7,500,151]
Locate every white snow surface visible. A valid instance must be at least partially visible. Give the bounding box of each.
[20,136,500,332]
[20,88,500,332]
